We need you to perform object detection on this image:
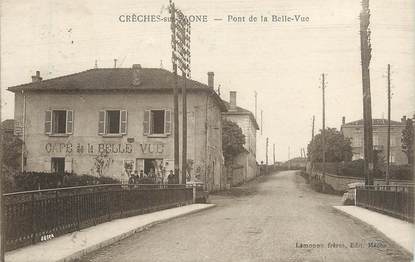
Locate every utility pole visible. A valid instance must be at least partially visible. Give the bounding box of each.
[254,91,257,120]
[170,2,180,180]
[386,64,391,185]
[181,18,191,185]
[360,0,374,185]
[260,110,263,135]
[181,70,188,184]
[170,1,191,184]
[288,146,291,169]
[114,59,117,68]
[321,73,326,192]
[312,116,315,140]
[266,137,269,165]
[273,143,276,165]
[310,115,315,164]
[0,48,4,262]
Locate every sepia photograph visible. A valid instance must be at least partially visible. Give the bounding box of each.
[0,0,414,261]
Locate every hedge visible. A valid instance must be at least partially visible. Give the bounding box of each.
[5,172,120,193]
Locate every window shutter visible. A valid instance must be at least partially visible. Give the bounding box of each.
[66,110,73,134]
[45,110,52,134]
[165,109,171,134]
[98,111,105,135]
[120,110,127,134]
[143,110,150,135]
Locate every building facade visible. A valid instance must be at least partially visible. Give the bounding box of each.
[341,116,408,165]
[222,91,259,185]
[8,65,227,191]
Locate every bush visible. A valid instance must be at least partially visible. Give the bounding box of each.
[389,165,412,181]
[339,160,364,177]
[8,172,120,192]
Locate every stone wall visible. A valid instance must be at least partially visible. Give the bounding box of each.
[307,168,413,192]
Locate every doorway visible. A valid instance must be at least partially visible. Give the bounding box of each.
[51,157,65,175]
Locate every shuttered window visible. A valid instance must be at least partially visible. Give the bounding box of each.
[144,109,172,136]
[66,110,73,134]
[45,110,73,135]
[98,110,127,135]
[45,111,52,134]
[98,111,105,135]
[143,110,150,135]
[165,109,171,134]
[120,110,128,134]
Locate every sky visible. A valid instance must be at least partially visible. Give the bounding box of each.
[1,0,414,162]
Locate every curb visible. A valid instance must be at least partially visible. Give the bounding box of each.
[332,206,413,255]
[56,204,216,262]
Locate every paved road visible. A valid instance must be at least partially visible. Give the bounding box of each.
[81,171,412,262]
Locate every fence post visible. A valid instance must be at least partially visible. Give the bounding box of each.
[354,187,357,206]
[31,193,36,244]
[192,184,196,204]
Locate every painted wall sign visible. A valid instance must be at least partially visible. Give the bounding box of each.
[44,142,165,155]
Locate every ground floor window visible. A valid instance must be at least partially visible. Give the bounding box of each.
[51,157,65,174]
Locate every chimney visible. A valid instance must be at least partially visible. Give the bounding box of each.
[229,91,237,110]
[401,115,407,123]
[342,116,346,125]
[31,71,42,82]
[207,72,214,89]
[132,64,142,86]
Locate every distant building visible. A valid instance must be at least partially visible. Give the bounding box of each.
[284,157,307,169]
[340,116,408,165]
[8,65,227,191]
[1,119,15,135]
[222,91,259,185]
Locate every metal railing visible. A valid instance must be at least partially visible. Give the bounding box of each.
[3,184,194,251]
[356,185,414,222]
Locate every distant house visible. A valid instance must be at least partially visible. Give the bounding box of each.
[285,157,307,169]
[340,116,408,165]
[222,91,259,185]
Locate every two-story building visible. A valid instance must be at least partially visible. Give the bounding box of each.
[222,91,259,185]
[341,116,408,165]
[8,64,227,191]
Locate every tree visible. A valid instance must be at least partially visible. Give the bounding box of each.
[401,118,414,165]
[1,132,22,171]
[1,133,23,192]
[307,127,352,163]
[222,119,246,165]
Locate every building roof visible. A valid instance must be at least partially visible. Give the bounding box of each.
[7,67,227,111]
[1,119,14,132]
[222,101,260,130]
[343,118,404,127]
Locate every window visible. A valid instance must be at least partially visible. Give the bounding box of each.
[143,109,171,136]
[151,110,165,134]
[98,110,127,135]
[352,136,362,147]
[51,157,65,174]
[391,136,400,147]
[389,153,395,163]
[45,110,73,135]
[373,135,379,146]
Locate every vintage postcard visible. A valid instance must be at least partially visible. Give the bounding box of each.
[0,0,414,261]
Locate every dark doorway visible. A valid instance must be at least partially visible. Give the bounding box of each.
[144,159,156,175]
[51,157,65,175]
